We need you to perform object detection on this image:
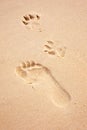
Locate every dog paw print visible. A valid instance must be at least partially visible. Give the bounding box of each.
[44,40,66,58]
[22,13,42,31]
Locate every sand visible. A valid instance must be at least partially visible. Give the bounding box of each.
[0,0,87,129]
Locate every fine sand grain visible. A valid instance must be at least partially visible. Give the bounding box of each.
[0,0,87,130]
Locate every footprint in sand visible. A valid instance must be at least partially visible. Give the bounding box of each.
[22,13,42,32]
[15,60,71,107]
[44,40,66,58]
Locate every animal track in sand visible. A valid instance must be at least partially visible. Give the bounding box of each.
[22,13,42,32]
[15,60,71,107]
[44,40,66,58]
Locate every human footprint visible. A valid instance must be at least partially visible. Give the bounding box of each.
[15,60,71,107]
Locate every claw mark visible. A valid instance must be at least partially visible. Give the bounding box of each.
[22,20,28,25]
[29,14,35,19]
[23,15,30,21]
[47,40,54,45]
[44,45,52,49]
[36,14,40,20]
[48,51,55,55]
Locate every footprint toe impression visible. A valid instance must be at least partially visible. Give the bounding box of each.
[15,61,48,84]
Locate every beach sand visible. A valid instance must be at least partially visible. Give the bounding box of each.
[0,0,87,129]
